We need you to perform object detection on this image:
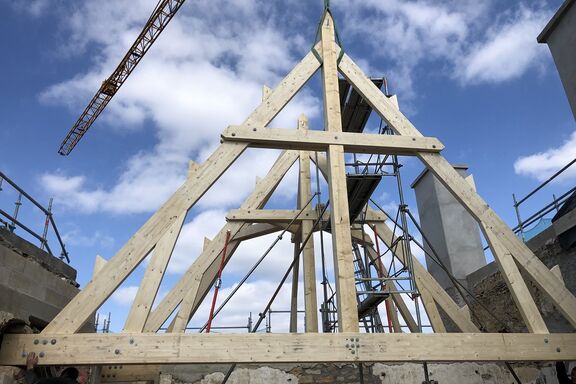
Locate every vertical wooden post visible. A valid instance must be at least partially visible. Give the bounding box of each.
[289,239,300,333]
[298,115,319,333]
[321,13,358,332]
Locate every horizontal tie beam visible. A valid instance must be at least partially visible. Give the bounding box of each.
[222,126,444,155]
[226,209,386,223]
[1,333,574,365]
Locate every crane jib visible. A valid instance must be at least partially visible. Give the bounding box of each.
[57,0,186,156]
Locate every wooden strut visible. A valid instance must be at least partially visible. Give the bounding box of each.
[4,4,575,372]
[205,230,231,333]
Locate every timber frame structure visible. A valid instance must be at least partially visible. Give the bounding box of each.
[1,6,576,376]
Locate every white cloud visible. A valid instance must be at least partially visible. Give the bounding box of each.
[457,7,550,84]
[62,228,115,249]
[2,0,51,18]
[168,209,228,274]
[110,286,139,306]
[335,0,554,96]
[514,131,576,182]
[40,0,320,215]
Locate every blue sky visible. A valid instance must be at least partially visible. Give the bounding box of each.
[0,0,574,333]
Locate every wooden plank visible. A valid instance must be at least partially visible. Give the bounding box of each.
[226,208,385,223]
[387,298,402,333]
[42,44,321,335]
[419,286,447,333]
[321,12,358,332]
[289,240,300,333]
[232,223,294,242]
[262,85,272,100]
[481,222,548,334]
[222,126,444,154]
[188,160,198,178]
[550,265,564,283]
[299,118,319,333]
[93,255,107,277]
[227,209,317,223]
[100,365,161,383]
[2,333,575,365]
[338,53,576,328]
[83,256,108,332]
[147,151,300,332]
[123,213,186,333]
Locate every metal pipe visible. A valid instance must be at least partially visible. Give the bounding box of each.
[0,171,51,215]
[0,208,53,256]
[512,193,524,240]
[11,193,22,231]
[41,198,53,251]
[512,186,576,232]
[0,171,70,262]
[48,215,69,262]
[514,157,576,206]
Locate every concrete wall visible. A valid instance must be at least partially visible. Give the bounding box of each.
[0,228,79,328]
[411,166,486,303]
[541,0,576,119]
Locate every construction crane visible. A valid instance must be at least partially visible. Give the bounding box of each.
[58,0,186,155]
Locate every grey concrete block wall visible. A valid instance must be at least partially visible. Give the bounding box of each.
[411,165,487,303]
[0,239,79,326]
[539,0,576,120]
[0,228,76,281]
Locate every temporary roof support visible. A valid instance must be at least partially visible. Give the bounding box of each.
[3,6,576,371]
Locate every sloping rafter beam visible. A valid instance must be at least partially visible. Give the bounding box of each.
[338,53,576,328]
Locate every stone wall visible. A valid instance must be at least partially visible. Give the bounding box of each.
[159,362,558,384]
[467,227,576,333]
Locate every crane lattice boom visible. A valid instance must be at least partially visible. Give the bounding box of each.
[58,0,186,155]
